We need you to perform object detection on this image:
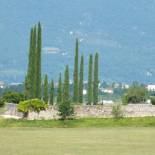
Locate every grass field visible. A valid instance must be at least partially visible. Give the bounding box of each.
[0,127,155,155]
[1,117,155,128]
[1,118,155,155]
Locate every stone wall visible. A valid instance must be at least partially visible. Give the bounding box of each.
[27,104,155,120]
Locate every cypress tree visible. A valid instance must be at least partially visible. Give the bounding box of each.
[32,26,37,98]
[43,74,49,103]
[50,80,54,105]
[57,73,62,104]
[63,65,70,102]
[93,53,99,105]
[25,23,42,99]
[73,39,79,103]
[35,22,42,99]
[25,28,35,99]
[58,65,73,119]
[79,55,84,104]
[87,54,93,105]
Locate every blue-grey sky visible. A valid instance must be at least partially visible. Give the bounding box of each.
[0,0,155,83]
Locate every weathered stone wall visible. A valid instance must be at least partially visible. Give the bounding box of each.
[27,104,155,120]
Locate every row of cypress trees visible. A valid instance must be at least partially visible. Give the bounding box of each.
[25,23,42,99]
[42,75,55,105]
[87,53,99,105]
[41,67,69,106]
[25,23,99,105]
[73,39,99,105]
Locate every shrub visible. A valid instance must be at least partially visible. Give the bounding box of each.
[2,92,25,104]
[58,101,74,120]
[0,99,5,107]
[122,82,148,104]
[150,96,155,105]
[112,103,123,119]
[18,99,47,118]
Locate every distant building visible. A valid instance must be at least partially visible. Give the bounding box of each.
[9,82,22,86]
[147,85,155,91]
[0,81,6,88]
[99,100,114,104]
[122,84,130,89]
[83,89,87,95]
[100,88,113,94]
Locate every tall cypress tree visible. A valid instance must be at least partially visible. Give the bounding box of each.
[25,23,42,99]
[93,53,99,105]
[25,28,35,99]
[35,22,42,99]
[32,26,37,98]
[87,54,93,105]
[73,39,79,103]
[79,55,84,104]
[50,80,54,105]
[57,73,62,104]
[43,74,49,103]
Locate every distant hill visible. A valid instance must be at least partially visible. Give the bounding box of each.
[0,0,155,83]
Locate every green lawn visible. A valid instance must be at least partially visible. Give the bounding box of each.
[0,127,155,155]
[1,117,155,128]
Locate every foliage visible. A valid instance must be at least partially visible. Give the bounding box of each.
[87,54,93,105]
[112,103,123,119]
[17,99,47,118]
[27,27,36,98]
[0,99,5,107]
[58,65,74,119]
[35,22,42,99]
[73,38,79,103]
[43,74,49,103]
[93,52,99,105]
[57,73,62,104]
[150,96,155,105]
[2,92,24,104]
[25,23,42,99]
[79,55,84,104]
[122,82,148,104]
[50,80,54,105]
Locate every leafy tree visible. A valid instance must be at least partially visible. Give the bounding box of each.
[87,54,93,105]
[73,39,79,103]
[93,53,99,105]
[58,65,74,119]
[50,80,54,105]
[57,73,62,104]
[2,92,25,104]
[79,55,84,103]
[43,75,49,103]
[18,99,47,118]
[122,82,148,104]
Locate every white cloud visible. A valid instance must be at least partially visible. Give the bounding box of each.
[79,38,84,42]
[62,52,68,56]
[69,31,73,35]
[43,47,60,54]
